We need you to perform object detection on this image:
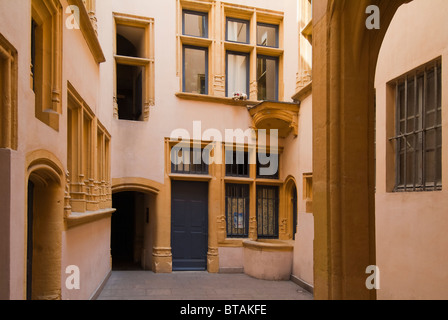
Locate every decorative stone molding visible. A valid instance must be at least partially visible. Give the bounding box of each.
[248,101,300,138]
[0,33,18,150]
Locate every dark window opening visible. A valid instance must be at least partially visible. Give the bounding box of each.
[257,55,278,101]
[171,147,209,175]
[257,152,279,179]
[117,64,143,121]
[225,150,249,177]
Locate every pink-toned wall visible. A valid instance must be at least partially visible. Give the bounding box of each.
[61,218,111,300]
[0,0,111,299]
[289,94,313,286]
[375,0,448,300]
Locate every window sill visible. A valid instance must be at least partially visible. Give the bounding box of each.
[169,173,213,181]
[292,80,312,102]
[243,239,294,252]
[175,92,259,107]
[224,177,254,183]
[65,208,116,230]
[255,178,283,185]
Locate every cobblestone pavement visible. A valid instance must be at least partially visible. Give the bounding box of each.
[97,271,314,300]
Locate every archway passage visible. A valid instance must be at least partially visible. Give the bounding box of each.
[26,167,63,300]
[111,191,151,270]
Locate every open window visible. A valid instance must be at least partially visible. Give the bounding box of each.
[114,13,154,121]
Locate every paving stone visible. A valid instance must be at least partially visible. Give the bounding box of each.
[97,271,314,301]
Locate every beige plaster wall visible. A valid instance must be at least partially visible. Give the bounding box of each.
[375,0,448,300]
[0,0,111,299]
[96,0,300,184]
[289,94,314,286]
[61,218,111,300]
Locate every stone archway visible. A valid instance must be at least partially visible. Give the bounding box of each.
[284,176,298,240]
[26,150,65,300]
[111,177,163,271]
[312,0,412,300]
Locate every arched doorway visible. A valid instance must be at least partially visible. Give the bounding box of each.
[284,177,298,240]
[312,0,412,300]
[26,152,64,300]
[111,178,161,271]
[111,191,151,270]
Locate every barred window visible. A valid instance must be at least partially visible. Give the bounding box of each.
[225,150,249,177]
[171,147,209,175]
[391,61,442,192]
[225,184,250,238]
[256,186,279,239]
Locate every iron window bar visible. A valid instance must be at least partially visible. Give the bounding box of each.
[256,185,279,239]
[389,61,442,192]
[225,184,250,238]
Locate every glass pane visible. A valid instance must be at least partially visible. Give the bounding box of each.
[406,136,415,185]
[398,151,405,187]
[227,19,248,43]
[407,79,415,133]
[184,47,207,94]
[417,77,424,130]
[184,11,207,38]
[425,150,435,185]
[257,24,278,47]
[426,70,436,113]
[227,53,248,97]
[257,57,278,101]
[398,84,405,121]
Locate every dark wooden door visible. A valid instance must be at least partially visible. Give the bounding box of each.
[171,181,208,271]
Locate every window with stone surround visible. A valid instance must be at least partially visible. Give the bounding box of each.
[176,0,284,103]
[67,83,112,214]
[390,59,442,192]
[113,12,155,121]
[31,0,62,131]
[0,33,18,150]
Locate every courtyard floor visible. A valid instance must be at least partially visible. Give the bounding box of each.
[97,271,314,301]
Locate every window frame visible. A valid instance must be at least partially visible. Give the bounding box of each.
[256,185,280,239]
[225,184,250,239]
[225,149,250,178]
[391,60,442,192]
[113,12,155,122]
[31,0,62,131]
[171,146,210,175]
[256,151,280,180]
[225,50,250,98]
[257,22,279,48]
[225,17,250,44]
[182,45,209,95]
[182,9,209,39]
[257,55,279,101]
